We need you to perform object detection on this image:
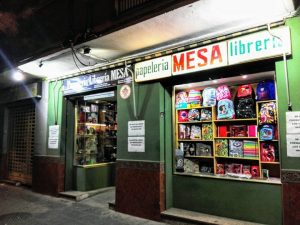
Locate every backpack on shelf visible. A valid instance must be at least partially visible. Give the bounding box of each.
[235,84,256,119]
[259,125,275,140]
[216,85,231,101]
[260,142,276,162]
[258,102,277,124]
[188,89,202,107]
[202,87,217,106]
[217,99,235,120]
[256,80,275,101]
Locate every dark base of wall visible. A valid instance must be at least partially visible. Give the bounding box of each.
[115,161,165,221]
[32,156,65,196]
[0,154,8,180]
[282,170,300,225]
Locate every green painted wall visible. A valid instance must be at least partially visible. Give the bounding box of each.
[47,81,64,156]
[276,17,300,170]
[75,163,116,191]
[117,82,166,162]
[173,176,282,224]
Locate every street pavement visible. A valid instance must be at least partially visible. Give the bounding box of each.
[0,183,168,225]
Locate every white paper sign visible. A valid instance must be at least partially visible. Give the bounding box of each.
[128,137,145,152]
[48,125,59,149]
[49,125,59,137]
[286,112,300,134]
[128,120,145,136]
[287,134,300,157]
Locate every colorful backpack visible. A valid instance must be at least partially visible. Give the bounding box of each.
[217,99,235,119]
[237,84,253,98]
[188,89,202,106]
[175,91,188,109]
[178,110,189,122]
[216,85,231,101]
[256,80,275,101]
[259,125,275,140]
[229,140,244,157]
[202,87,217,106]
[200,109,212,121]
[188,109,200,121]
[258,102,277,124]
[235,98,256,119]
[260,142,276,162]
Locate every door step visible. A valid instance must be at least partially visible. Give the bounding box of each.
[161,208,264,225]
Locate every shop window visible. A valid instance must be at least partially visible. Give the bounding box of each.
[174,72,280,183]
[74,99,117,166]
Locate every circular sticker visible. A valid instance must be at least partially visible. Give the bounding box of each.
[120,84,131,99]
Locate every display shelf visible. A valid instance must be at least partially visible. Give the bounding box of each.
[214,137,258,139]
[261,161,280,164]
[178,120,212,124]
[176,106,212,110]
[256,100,276,104]
[213,118,257,122]
[215,156,259,161]
[259,139,278,142]
[178,139,213,142]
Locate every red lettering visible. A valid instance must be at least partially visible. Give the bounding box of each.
[210,45,223,64]
[173,54,185,72]
[197,48,208,67]
[186,51,195,69]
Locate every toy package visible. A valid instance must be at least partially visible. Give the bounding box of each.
[202,87,217,106]
[260,142,276,162]
[258,102,277,124]
[229,140,243,157]
[188,89,202,107]
[190,125,201,139]
[188,109,200,121]
[217,99,235,119]
[230,125,247,137]
[200,109,212,121]
[256,80,275,101]
[178,124,190,139]
[259,125,275,140]
[225,164,243,174]
[216,164,225,174]
[195,143,212,156]
[216,85,231,101]
[251,165,260,178]
[202,124,213,140]
[176,91,189,109]
[178,110,189,122]
[215,139,228,156]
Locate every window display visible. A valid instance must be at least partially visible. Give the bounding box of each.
[174,73,280,182]
[74,99,117,166]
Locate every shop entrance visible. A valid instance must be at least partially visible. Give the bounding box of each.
[7,103,35,185]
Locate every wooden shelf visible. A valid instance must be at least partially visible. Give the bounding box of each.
[78,123,106,126]
[213,118,257,122]
[261,161,280,164]
[178,120,212,124]
[215,156,259,161]
[176,106,212,110]
[259,140,278,142]
[178,139,213,142]
[215,137,258,139]
[256,100,276,104]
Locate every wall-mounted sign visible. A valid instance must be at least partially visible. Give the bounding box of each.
[128,137,145,152]
[287,134,300,157]
[135,56,172,82]
[286,112,300,134]
[228,26,291,65]
[128,120,145,136]
[63,65,133,95]
[48,125,59,149]
[84,91,115,100]
[172,42,227,75]
[120,84,131,99]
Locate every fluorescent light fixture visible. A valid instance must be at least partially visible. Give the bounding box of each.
[12,70,24,81]
[242,75,248,79]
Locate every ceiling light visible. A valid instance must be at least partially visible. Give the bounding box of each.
[213,80,218,83]
[242,75,248,79]
[12,70,24,81]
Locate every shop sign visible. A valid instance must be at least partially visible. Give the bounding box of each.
[135,56,172,82]
[128,137,145,152]
[63,65,133,95]
[228,26,291,65]
[128,120,145,136]
[172,42,227,75]
[84,91,115,100]
[120,84,131,99]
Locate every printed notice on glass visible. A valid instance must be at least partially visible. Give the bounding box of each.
[48,125,59,149]
[287,134,300,157]
[128,137,145,152]
[128,120,145,136]
[286,112,300,134]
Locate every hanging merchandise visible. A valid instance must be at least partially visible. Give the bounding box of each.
[217,99,235,119]
[202,87,217,106]
[258,102,277,124]
[256,80,276,101]
[216,85,231,101]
